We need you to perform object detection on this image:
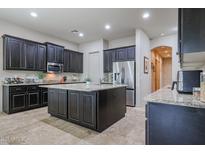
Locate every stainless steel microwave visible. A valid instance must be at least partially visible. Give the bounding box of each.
[47,62,63,73]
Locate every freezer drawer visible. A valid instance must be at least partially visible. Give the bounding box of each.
[126,89,135,107]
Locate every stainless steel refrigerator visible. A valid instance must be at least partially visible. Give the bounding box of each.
[113,61,136,107]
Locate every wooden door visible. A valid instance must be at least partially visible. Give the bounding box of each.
[47,44,56,63]
[63,49,70,72]
[25,41,37,70]
[80,92,96,129]
[58,90,67,118]
[68,91,80,123]
[36,44,46,71]
[27,92,40,108]
[5,37,24,69]
[48,89,58,115]
[10,93,26,113]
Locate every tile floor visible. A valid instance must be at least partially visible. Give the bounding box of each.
[0,106,145,145]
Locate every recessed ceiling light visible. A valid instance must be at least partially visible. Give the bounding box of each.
[105,24,111,30]
[142,13,150,19]
[79,33,84,37]
[30,12,38,18]
[160,33,165,36]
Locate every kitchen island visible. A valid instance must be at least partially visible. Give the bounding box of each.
[145,86,205,145]
[40,83,127,132]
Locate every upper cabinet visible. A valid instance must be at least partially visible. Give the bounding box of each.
[36,44,47,71]
[3,35,47,71]
[69,51,83,73]
[179,9,205,53]
[63,49,70,72]
[46,43,64,64]
[3,36,25,70]
[2,35,82,73]
[103,45,135,73]
[103,49,116,73]
[178,9,205,68]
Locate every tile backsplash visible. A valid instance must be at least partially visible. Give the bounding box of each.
[0,70,84,84]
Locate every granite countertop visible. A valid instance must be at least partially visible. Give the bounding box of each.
[145,86,205,109]
[40,83,127,92]
[2,81,85,86]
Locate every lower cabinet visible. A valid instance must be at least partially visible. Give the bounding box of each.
[68,91,80,123]
[68,91,96,129]
[41,88,48,106]
[48,89,97,129]
[146,102,205,145]
[48,89,67,119]
[10,93,27,113]
[3,86,48,114]
[27,91,40,109]
[80,92,96,129]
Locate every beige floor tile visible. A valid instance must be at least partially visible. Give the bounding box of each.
[0,106,145,145]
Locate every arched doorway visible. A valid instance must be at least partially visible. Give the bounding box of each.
[151,46,172,92]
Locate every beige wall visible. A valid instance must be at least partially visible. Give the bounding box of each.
[162,58,172,87]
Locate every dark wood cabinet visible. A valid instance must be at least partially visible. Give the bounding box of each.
[69,51,83,73]
[127,46,135,60]
[41,88,48,106]
[58,90,67,118]
[146,102,205,145]
[47,87,126,132]
[36,44,47,71]
[80,92,96,129]
[46,43,64,64]
[63,49,70,72]
[3,85,47,114]
[3,35,47,71]
[103,46,135,73]
[68,91,80,123]
[3,36,25,70]
[24,41,37,70]
[48,89,67,119]
[10,93,27,113]
[179,8,205,53]
[116,48,127,61]
[48,89,58,115]
[27,92,40,108]
[103,49,115,73]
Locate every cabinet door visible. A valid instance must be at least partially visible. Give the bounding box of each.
[147,102,205,145]
[69,51,77,73]
[116,48,127,61]
[63,50,70,72]
[56,46,64,64]
[36,44,46,71]
[127,47,135,60]
[77,53,83,73]
[24,41,37,70]
[58,90,67,118]
[68,91,80,123]
[10,93,26,113]
[28,92,40,108]
[41,90,48,106]
[47,44,56,63]
[80,92,96,129]
[48,89,58,115]
[180,9,205,53]
[5,37,24,69]
[103,51,109,73]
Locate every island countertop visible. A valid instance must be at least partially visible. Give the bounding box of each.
[145,86,205,109]
[39,83,127,92]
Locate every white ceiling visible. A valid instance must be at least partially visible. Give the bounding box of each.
[0,8,178,44]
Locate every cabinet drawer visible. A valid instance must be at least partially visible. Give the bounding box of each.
[10,86,27,93]
[27,86,39,92]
